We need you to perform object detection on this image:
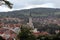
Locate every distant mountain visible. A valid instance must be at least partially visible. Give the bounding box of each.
[0,8,60,18]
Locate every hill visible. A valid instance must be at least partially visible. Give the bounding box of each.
[0,8,60,18]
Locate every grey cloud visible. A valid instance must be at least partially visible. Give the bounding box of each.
[8,0,60,9]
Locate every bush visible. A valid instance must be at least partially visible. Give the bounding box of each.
[17,25,36,40]
[0,36,5,40]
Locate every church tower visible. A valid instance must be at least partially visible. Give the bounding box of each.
[27,11,34,29]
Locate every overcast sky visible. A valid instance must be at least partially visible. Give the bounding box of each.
[0,0,60,12]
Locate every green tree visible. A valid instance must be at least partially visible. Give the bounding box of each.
[53,32,60,40]
[0,36,5,40]
[17,25,36,40]
[37,35,50,40]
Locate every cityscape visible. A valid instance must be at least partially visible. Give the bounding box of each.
[0,0,60,40]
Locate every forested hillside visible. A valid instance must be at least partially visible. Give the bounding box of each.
[0,8,60,18]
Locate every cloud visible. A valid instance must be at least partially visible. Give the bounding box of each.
[23,3,55,9]
[0,5,11,12]
[0,5,15,12]
[0,3,55,12]
[0,0,60,12]
[7,0,54,9]
[7,0,60,9]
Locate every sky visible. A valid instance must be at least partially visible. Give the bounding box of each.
[0,0,60,12]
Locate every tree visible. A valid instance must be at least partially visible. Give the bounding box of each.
[0,0,13,8]
[37,35,50,40]
[17,25,36,40]
[0,36,5,40]
[53,32,60,40]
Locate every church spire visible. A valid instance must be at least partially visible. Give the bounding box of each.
[29,10,32,17]
[27,10,34,29]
